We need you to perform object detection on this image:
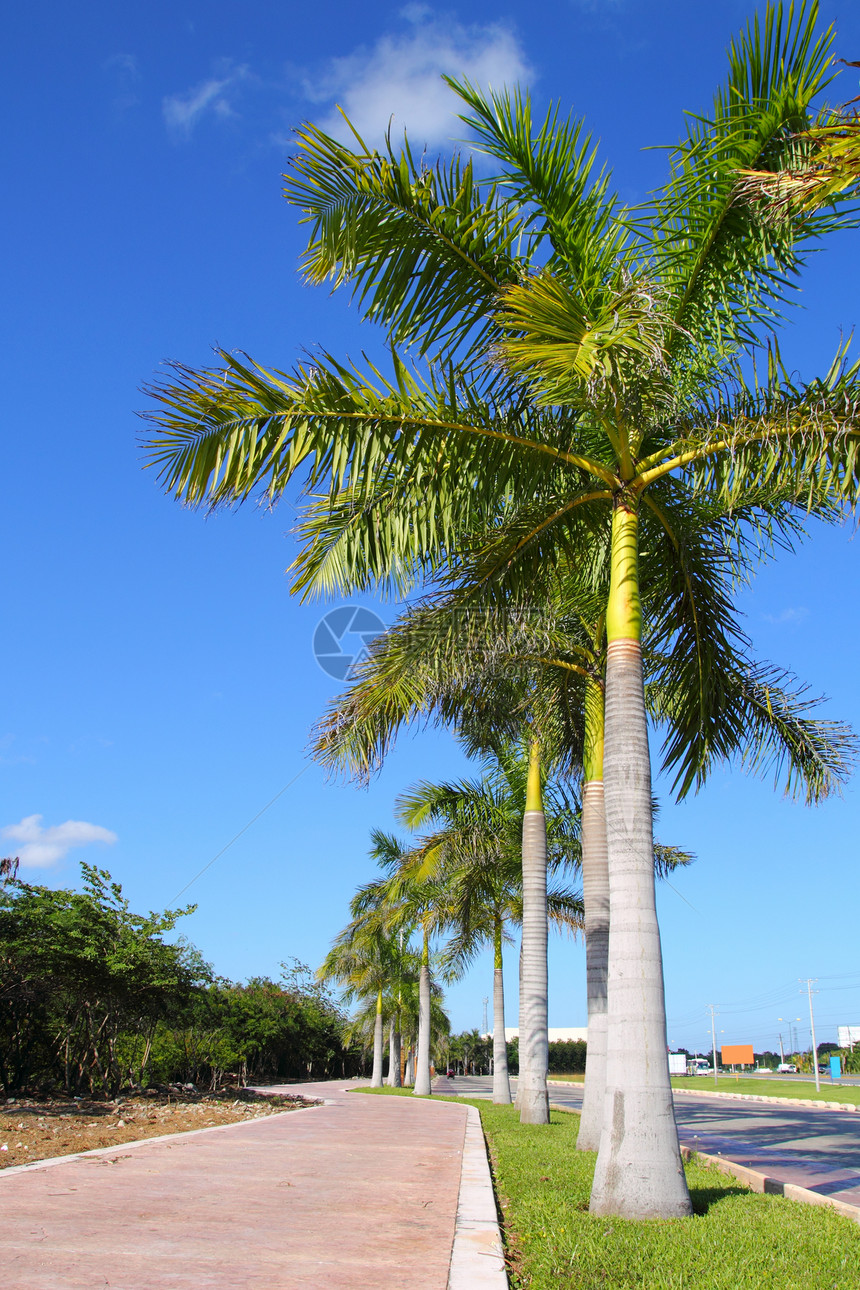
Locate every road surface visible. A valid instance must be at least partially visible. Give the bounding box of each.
[448,1076,860,1207]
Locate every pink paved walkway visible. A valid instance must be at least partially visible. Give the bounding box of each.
[0,1081,469,1289]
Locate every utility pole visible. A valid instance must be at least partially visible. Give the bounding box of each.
[778,1015,801,1064]
[707,1005,719,1086]
[801,979,821,1092]
[778,1032,785,1064]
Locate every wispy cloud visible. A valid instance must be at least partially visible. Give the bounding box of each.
[304,9,532,145]
[1,815,117,869]
[104,52,141,115]
[0,734,37,767]
[163,64,249,141]
[762,607,809,626]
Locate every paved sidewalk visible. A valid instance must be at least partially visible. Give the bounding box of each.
[0,1081,470,1290]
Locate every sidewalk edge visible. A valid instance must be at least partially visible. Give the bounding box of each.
[0,1102,325,1180]
[679,1144,860,1225]
[672,1087,859,1113]
[447,1104,507,1290]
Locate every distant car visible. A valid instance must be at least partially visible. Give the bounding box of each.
[777,1063,797,1073]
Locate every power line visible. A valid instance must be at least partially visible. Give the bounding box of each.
[169,765,310,904]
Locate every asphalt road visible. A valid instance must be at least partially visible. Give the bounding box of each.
[447,1075,860,1207]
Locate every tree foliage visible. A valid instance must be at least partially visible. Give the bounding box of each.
[0,868,359,1094]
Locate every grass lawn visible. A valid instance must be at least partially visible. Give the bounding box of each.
[361,1088,860,1288]
[670,1076,860,1106]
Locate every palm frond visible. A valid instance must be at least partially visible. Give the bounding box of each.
[447,79,627,276]
[283,118,528,360]
[647,0,850,356]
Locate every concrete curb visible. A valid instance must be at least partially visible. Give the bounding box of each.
[547,1102,860,1227]
[0,1102,323,1180]
[448,1104,507,1290]
[673,1087,860,1113]
[679,1144,860,1226]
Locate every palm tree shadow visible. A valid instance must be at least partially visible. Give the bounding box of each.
[689,1183,749,1215]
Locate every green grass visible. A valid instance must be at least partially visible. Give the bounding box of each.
[670,1076,860,1106]
[359,1087,860,1288]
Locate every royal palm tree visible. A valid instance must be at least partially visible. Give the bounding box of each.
[141,4,860,1216]
[311,570,853,1143]
[318,916,398,1088]
[739,76,860,214]
[397,755,584,1106]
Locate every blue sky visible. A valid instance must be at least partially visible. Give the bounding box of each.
[4,0,860,1055]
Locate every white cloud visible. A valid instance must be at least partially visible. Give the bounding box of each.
[104,53,139,80]
[103,52,141,115]
[304,12,532,145]
[762,607,809,626]
[1,814,118,869]
[163,65,249,141]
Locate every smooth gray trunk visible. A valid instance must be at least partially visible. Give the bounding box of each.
[577,779,608,1151]
[370,1006,385,1088]
[590,640,691,1218]
[404,1046,415,1086]
[386,1018,402,1088]
[391,1027,402,1087]
[514,941,524,1109]
[492,964,512,1104]
[519,809,549,1124]
[413,962,433,1096]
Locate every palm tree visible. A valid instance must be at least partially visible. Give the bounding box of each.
[352,826,450,1097]
[311,575,852,1141]
[140,4,860,1216]
[318,917,396,1088]
[330,829,420,1088]
[397,756,583,1106]
[739,79,860,214]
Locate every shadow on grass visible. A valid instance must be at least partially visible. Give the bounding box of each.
[689,1183,749,1215]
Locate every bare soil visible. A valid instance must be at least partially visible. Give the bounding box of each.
[0,1088,316,1170]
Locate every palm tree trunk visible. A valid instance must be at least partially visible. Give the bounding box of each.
[492,913,512,1104]
[386,1017,402,1087]
[514,940,524,1108]
[577,677,608,1151]
[590,499,691,1218]
[519,736,549,1125]
[404,1045,415,1086]
[371,987,385,1087]
[392,1025,402,1087]
[413,926,433,1096]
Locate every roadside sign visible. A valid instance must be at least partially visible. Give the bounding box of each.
[830,1054,842,1081]
[721,1044,754,1066]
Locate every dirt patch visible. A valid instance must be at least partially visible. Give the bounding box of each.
[0,1089,316,1170]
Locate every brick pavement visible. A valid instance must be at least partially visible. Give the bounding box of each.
[0,1081,469,1290]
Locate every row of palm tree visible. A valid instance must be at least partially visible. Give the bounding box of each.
[319,743,585,1099]
[141,2,860,1218]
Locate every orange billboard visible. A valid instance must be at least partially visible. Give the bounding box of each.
[721,1044,754,1065]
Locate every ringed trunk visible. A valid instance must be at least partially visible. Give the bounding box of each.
[589,499,691,1219]
[577,678,609,1151]
[492,913,512,1104]
[370,988,385,1088]
[386,1018,402,1088]
[519,736,550,1125]
[514,940,524,1108]
[413,928,433,1096]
